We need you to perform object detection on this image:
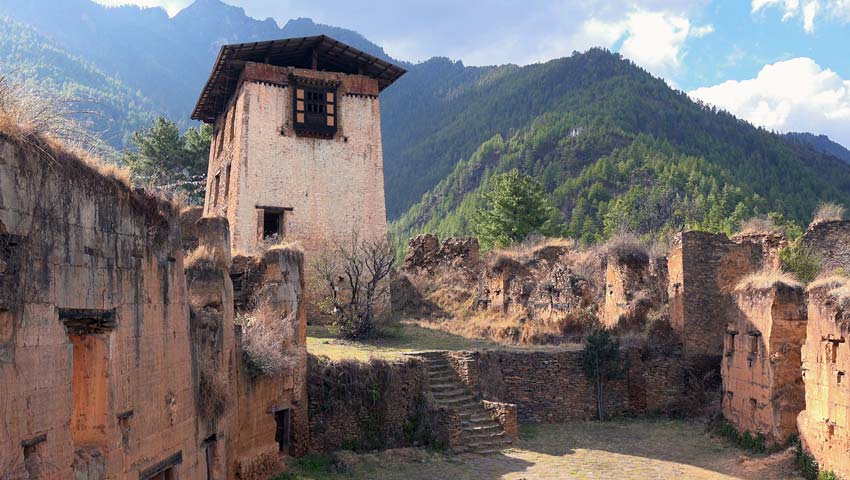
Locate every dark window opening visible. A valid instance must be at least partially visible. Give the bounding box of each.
[212,174,221,207]
[224,165,231,200]
[274,409,291,453]
[725,331,737,357]
[263,211,283,239]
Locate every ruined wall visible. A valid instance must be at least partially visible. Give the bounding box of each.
[721,283,806,444]
[0,136,201,479]
[206,63,388,259]
[185,215,236,479]
[445,349,685,422]
[231,246,309,479]
[306,355,429,452]
[668,232,764,359]
[803,220,850,272]
[797,280,850,478]
[601,253,666,329]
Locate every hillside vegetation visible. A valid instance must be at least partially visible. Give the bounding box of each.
[388,49,850,256]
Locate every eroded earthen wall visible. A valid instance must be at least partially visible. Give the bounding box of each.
[231,246,309,479]
[797,283,850,477]
[0,137,200,479]
[722,284,806,444]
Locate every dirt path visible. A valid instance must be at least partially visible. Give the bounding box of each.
[285,419,803,480]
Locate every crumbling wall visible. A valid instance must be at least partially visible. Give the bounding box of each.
[797,280,850,478]
[668,232,764,360]
[0,136,201,478]
[306,355,429,452]
[601,252,665,329]
[721,283,806,445]
[231,246,309,478]
[803,220,850,271]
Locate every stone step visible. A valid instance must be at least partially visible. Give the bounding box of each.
[433,394,476,406]
[427,364,452,373]
[462,422,501,432]
[432,388,470,399]
[428,373,457,383]
[430,382,463,392]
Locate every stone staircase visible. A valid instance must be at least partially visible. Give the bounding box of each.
[417,351,512,454]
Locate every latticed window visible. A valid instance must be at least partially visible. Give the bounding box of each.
[293,85,337,137]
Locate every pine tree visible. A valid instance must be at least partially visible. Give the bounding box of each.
[471,169,562,249]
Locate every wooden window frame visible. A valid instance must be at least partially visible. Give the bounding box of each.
[292,84,337,138]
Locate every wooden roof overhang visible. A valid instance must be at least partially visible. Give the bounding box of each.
[191,35,406,123]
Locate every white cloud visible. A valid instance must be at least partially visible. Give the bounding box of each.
[567,10,712,77]
[752,0,850,32]
[94,0,191,16]
[689,57,850,147]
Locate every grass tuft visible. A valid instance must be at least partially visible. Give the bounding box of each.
[736,269,802,291]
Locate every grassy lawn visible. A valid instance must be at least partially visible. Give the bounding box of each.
[278,419,802,480]
[306,322,503,361]
[306,322,582,361]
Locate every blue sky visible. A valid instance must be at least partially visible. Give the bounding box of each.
[96,0,850,147]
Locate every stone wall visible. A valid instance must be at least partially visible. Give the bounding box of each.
[446,349,685,422]
[797,280,850,478]
[721,283,806,444]
[668,231,765,360]
[802,220,850,272]
[0,136,202,479]
[306,355,429,452]
[205,62,389,259]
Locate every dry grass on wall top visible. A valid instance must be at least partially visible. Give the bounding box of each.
[812,202,847,226]
[807,272,850,303]
[604,230,649,264]
[735,269,802,291]
[185,245,229,271]
[0,74,131,188]
[736,215,785,237]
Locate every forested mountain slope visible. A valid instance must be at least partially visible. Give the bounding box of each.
[388,49,850,254]
[786,132,850,165]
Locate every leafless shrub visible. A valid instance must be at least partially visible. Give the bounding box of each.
[736,269,802,291]
[736,215,783,236]
[240,301,297,375]
[313,233,394,340]
[604,229,649,264]
[198,357,230,421]
[812,202,846,225]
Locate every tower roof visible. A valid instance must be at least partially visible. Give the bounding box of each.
[191,35,407,123]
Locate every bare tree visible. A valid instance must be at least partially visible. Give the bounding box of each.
[314,233,394,339]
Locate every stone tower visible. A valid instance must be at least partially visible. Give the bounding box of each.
[192,35,406,256]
